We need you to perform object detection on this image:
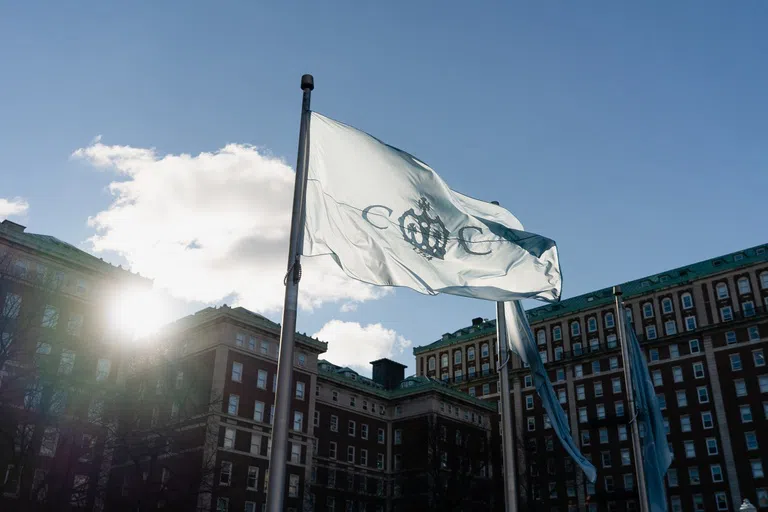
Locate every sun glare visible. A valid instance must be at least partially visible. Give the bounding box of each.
[108,287,170,340]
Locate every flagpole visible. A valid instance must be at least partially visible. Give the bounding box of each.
[266,74,314,512]
[495,300,519,511]
[613,286,650,512]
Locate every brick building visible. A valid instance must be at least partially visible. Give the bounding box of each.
[413,243,768,511]
[104,305,500,512]
[0,219,150,511]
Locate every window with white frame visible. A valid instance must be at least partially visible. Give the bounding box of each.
[525,395,534,410]
[667,469,678,487]
[760,375,768,393]
[711,464,724,482]
[596,404,606,419]
[646,325,657,340]
[752,460,764,478]
[653,370,663,387]
[735,379,747,397]
[257,370,267,389]
[481,344,489,358]
[738,277,751,294]
[716,283,729,299]
[231,362,243,382]
[689,339,701,353]
[750,326,761,341]
[618,425,627,441]
[683,316,696,331]
[682,293,693,310]
[609,357,618,370]
[468,347,475,361]
[571,321,580,336]
[576,385,585,400]
[223,427,235,449]
[219,461,232,486]
[743,301,756,317]
[745,431,759,451]
[696,386,709,404]
[594,382,603,397]
[740,405,752,423]
[720,306,733,322]
[730,353,742,371]
[605,312,615,328]
[558,388,567,404]
[329,441,337,459]
[677,390,688,407]
[253,401,264,422]
[574,364,583,378]
[684,441,695,458]
[428,357,435,370]
[606,334,617,348]
[296,381,305,400]
[680,415,691,432]
[689,467,700,485]
[612,378,621,394]
[347,446,355,463]
[706,437,718,455]
[537,330,546,345]
[643,303,654,318]
[589,338,600,352]
[649,348,659,361]
[693,362,705,379]
[293,411,303,431]
[573,341,583,355]
[553,326,562,341]
[228,395,239,415]
[662,298,673,314]
[454,350,461,365]
[588,317,597,333]
[527,417,536,431]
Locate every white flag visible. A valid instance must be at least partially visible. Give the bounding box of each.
[303,113,562,302]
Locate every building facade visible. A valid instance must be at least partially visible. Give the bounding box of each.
[414,243,768,511]
[104,305,500,512]
[0,219,150,511]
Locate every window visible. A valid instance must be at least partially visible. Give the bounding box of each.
[224,427,235,449]
[735,379,747,397]
[592,360,601,374]
[394,429,402,445]
[525,395,534,410]
[646,325,657,340]
[231,362,243,382]
[228,395,239,415]
[677,390,688,407]
[605,312,615,328]
[253,401,264,422]
[673,366,683,382]
[481,343,489,357]
[599,428,609,444]
[66,314,84,336]
[670,344,680,358]
[601,451,611,468]
[721,306,733,322]
[716,283,729,299]
[58,349,76,375]
[612,378,621,394]
[377,453,384,469]
[653,370,663,387]
[594,382,603,397]
[2,293,21,318]
[761,375,768,393]
[219,461,232,486]
[572,341,583,355]
[540,350,548,364]
[615,401,625,417]
[689,339,701,353]
[758,489,768,509]
[693,362,705,379]
[482,383,490,395]
[246,467,259,491]
[706,437,718,455]
[571,321,580,336]
[623,473,634,490]
[643,303,654,318]
[250,433,261,454]
[467,347,475,361]
[668,469,678,487]
[738,277,751,294]
[576,385,585,400]
[293,411,303,431]
[556,368,565,382]
[657,394,667,410]
[329,441,337,459]
[554,346,563,361]
[711,464,723,482]
[698,386,709,403]
[558,388,567,404]
[574,364,583,377]
[745,431,758,451]
[581,431,590,446]
[41,305,58,328]
[588,317,597,332]
[662,298,673,314]
[741,405,752,423]
[454,350,461,365]
[702,411,714,429]
[726,331,738,344]
[553,326,562,341]
[730,353,742,371]
[689,466,700,485]
[589,338,600,353]
[715,493,728,511]
[605,475,614,492]
[360,448,368,466]
[347,446,355,463]
[607,334,617,348]
[762,272,768,289]
[270,405,275,424]
[527,417,536,431]
[754,350,766,368]
[685,316,697,331]
[618,425,627,441]
[753,460,765,479]
[684,441,695,458]
[257,370,267,389]
[288,474,299,497]
[597,404,606,419]
[378,428,385,443]
[649,348,659,362]
[680,415,691,432]
[682,293,693,310]
[743,301,756,317]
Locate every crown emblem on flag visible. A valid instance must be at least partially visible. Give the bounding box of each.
[398,197,449,260]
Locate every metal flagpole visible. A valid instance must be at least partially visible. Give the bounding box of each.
[266,74,314,512]
[495,300,519,512]
[613,286,650,512]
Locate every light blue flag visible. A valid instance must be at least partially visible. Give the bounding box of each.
[504,301,597,482]
[625,315,672,512]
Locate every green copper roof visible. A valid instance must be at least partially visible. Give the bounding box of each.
[413,242,768,355]
[317,360,496,411]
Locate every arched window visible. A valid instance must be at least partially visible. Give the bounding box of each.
[681,293,693,310]
[552,326,562,341]
[428,357,435,371]
[761,272,768,290]
[454,350,462,365]
[587,317,597,333]
[481,343,489,358]
[737,277,751,295]
[643,303,654,318]
[537,330,546,346]
[716,283,729,299]
[441,354,448,368]
[604,312,615,328]
[467,347,475,361]
[662,298,673,314]
[570,321,581,337]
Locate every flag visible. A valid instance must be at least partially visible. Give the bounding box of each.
[504,301,597,482]
[624,313,672,512]
[303,112,562,303]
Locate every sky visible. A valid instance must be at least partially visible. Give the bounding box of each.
[1,1,766,376]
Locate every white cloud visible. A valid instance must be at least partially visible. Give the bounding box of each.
[340,302,358,313]
[0,197,29,219]
[313,320,412,375]
[72,140,390,313]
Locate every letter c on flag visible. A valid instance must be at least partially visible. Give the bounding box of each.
[362,205,393,230]
[458,226,492,256]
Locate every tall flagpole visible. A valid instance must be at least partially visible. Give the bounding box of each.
[266,74,314,512]
[613,286,650,512]
[495,300,519,511]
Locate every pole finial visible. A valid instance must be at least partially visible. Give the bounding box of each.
[613,285,623,297]
[301,74,314,91]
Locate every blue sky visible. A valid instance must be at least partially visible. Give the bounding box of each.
[2,1,766,374]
